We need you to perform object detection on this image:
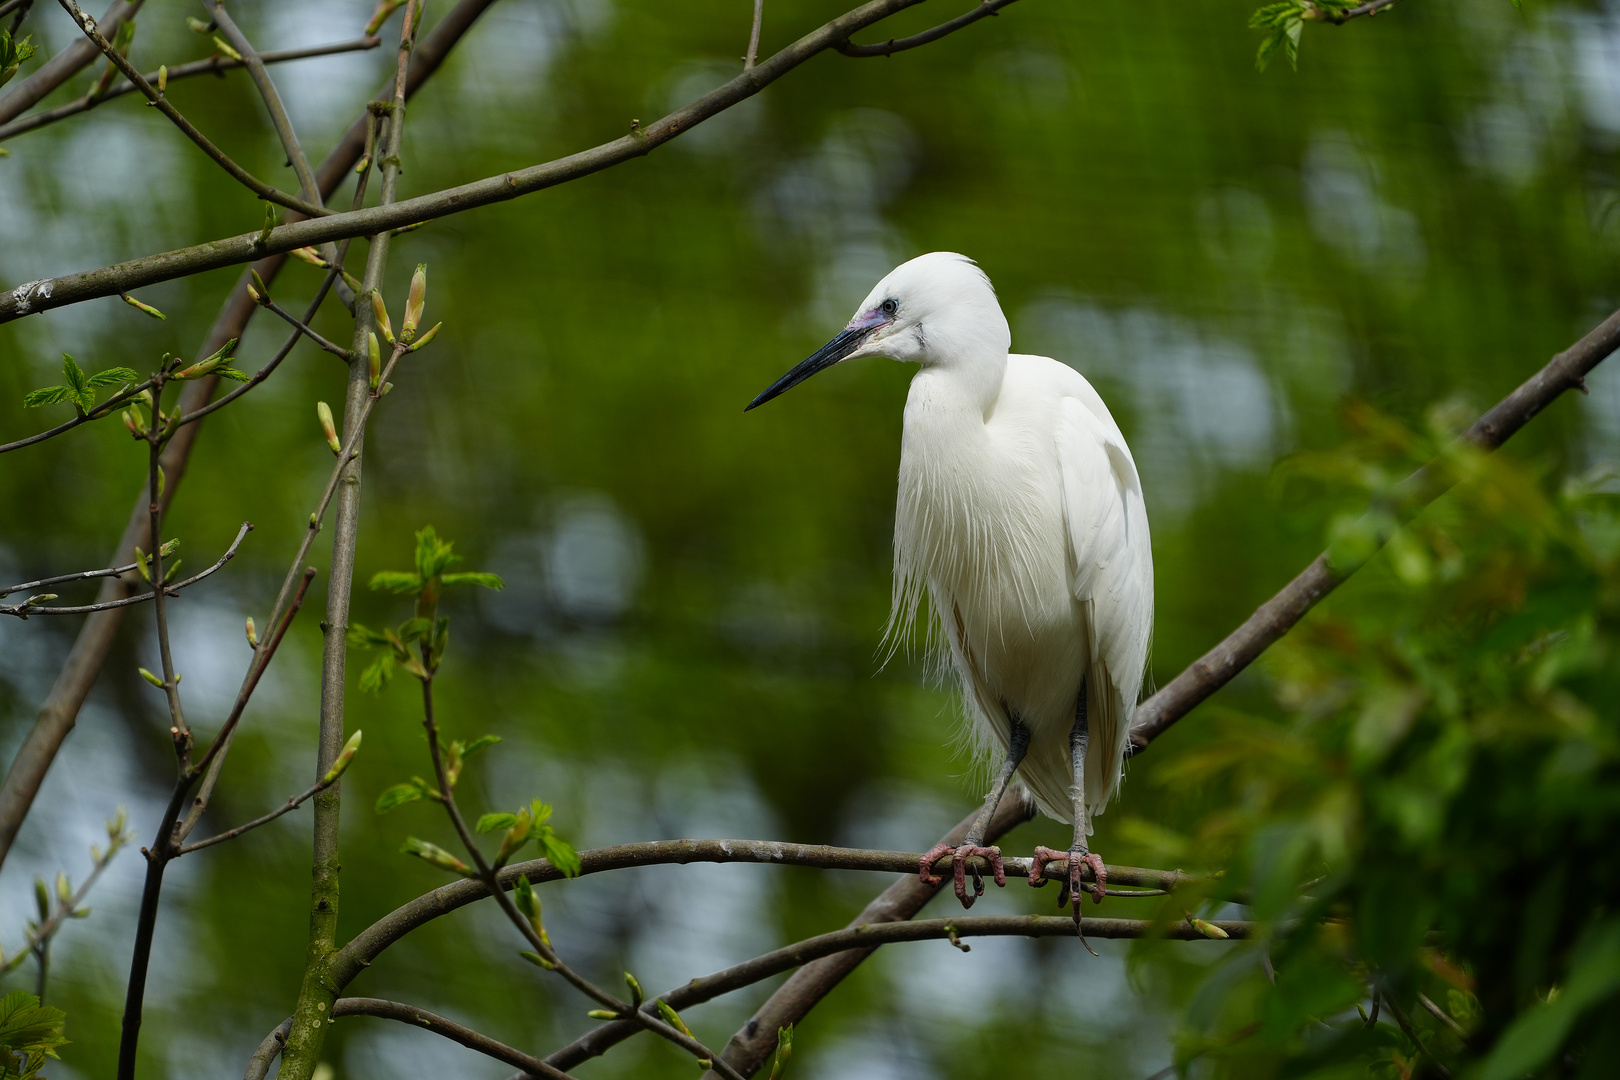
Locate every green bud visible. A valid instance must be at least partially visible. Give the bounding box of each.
[212,35,242,62]
[368,333,381,389]
[163,558,182,583]
[656,1000,693,1038]
[317,401,341,454]
[134,547,150,582]
[250,269,270,305]
[402,264,426,340]
[123,409,145,436]
[22,594,56,607]
[120,292,166,320]
[322,729,363,784]
[1188,917,1229,940]
[156,64,167,93]
[519,950,555,970]
[160,538,179,557]
[370,290,394,345]
[55,872,71,903]
[33,878,49,921]
[624,971,643,1006]
[406,321,442,352]
[245,617,258,647]
[138,667,165,688]
[290,246,327,268]
[586,1010,617,1021]
[400,837,471,876]
[186,16,212,33]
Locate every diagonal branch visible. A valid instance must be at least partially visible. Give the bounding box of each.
[0,0,143,124]
[836,0,1020,57]
[206,0,323,209]
[53,0,331,218]
[331,999,576,1078]
[0,0,503,879]
[0,38,381,144]
[0,0,1013,323]
[1127,303,1620,751]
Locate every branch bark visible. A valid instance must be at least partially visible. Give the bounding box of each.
[0,0,143,124]
[0,0,963,324]
[1127,303,1620,751]
[836,0,1020,57]
[0,0,502,877]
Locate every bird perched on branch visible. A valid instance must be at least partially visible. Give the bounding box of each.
[747,252,1153,917]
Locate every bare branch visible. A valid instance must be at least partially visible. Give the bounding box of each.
[257,294,353,361]
[552,912,1248,1072]
[52,0,332,218]
[331,999,577,1079]
[0,0,502,877]
[0,38,382,144]
[0,0,143,125]
[206,0,324,210]
[1313,0,1400,25]
[744,0,764,69]
[0,0,994,324]
[0,522,251,619]
[0,822,130,977]
[836,0,1019,57]
[177,773,329,855]
[1128,303,1620,752]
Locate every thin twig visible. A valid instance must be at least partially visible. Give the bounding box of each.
[206,1,323,210]
[1,559,142,599]
[744,0,764,69]
[0,825,130,977]
[1313,0,1400,25]
[0,0,992,321]
[1381,993,1453,1079]
[0,376,157,456]
[52,0,331,218]
[836,0,1019,57]
[0,0,143,125]
[0,523,250,619]
[0,38,381,143]
[330,999,577,1078]
[258,295,353,360]
[177,774,328,854]
[1418,992,1467,1039]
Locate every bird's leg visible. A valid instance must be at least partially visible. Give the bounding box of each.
[1029,687,1107,919]
[920,715,1030,909]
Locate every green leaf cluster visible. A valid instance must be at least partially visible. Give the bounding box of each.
[372,735,499,812]
[1141,405,1620,1077]
[475,799,581,875]
[22,355,136,414]
[0,31,36,90]
[1248,0,1357,72]
[0,992,66,1080]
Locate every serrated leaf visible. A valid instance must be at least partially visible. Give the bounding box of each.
[358,653,395,694]
[369,570,424,595]
[414,525,463,580]
[86,366,138,388]
[21,385,71,408]
[462,734,502,757]
[346,623,393,649]
[441,572,505,590]
[397,617,433,643]
[374,782,424,814]
[60,354,88,394]
[536,828,581,878]
[212,365,252,382]
[476,812,518,834]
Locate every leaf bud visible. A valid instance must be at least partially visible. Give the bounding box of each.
[123,409,145,436]
[322,729,363,785]
[519,950,556,970]
[186,16,211,33]
[586,1010,617,1021]
[406,321,442,352]
[212,36,243,62]
[400,837,471,876]
[163,558,182,583]
[290,246,327,267]
[34,878,49,920]
[134,547,150,582]
[138,667,165,688]
[624,971,644,1006]
[156,64,167,93]
[402,264,426,340]
[317,401,341,454]
[109,808,126,838]
[370,290,394,344]
[22,594,56,607]
[1188,917,1229,940]
[354,155,371,175]
[656,1000,693,1038]
[245,617,258,647]
[160,538,179,557]
[56,872,71,903]
[120,292,166,320]
[368,332,381,389]
[250,269,270,306]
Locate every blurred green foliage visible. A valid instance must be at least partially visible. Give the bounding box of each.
[1,0,1619,1077]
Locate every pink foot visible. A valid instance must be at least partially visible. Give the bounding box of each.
[1030,845,1108,909]
[919,842,1006,909]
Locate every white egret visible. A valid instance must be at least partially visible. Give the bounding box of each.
[747,252,1153,915]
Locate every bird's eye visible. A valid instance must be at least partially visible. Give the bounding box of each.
[880,298,899,317]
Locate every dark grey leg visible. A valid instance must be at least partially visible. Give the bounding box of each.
[920,715,1030,908]
[1029,685,1108,918]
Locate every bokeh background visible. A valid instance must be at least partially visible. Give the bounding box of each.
[1,0,1618,1076]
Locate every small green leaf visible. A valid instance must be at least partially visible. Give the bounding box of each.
[462,734,502,757]
[476,812,518,834]
[414,525,463,581]
[441,572,505,590]
[212,365,252,382]
[358,654,395,694]
[374,782,424,814]
[86,366,138,389]
[21,385,71,408]
[536,828,581,878]
[397,617,433,643]
[369,570,424,595]
[346,624,393,649]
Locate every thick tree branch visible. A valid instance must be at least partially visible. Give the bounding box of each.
[0,39,381,144]
[1128,304,1620,751]
[0,0,501,878]
[836,0,1019,57]
[0,0,995,324]
[0,0,143,124]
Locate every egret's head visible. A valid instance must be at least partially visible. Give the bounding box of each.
[745,252,1009,411]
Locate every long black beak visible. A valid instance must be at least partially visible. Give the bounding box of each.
[745,324,874,411]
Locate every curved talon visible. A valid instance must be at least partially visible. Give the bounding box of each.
[921,843,1005,908]
[1030,845,1107,909]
